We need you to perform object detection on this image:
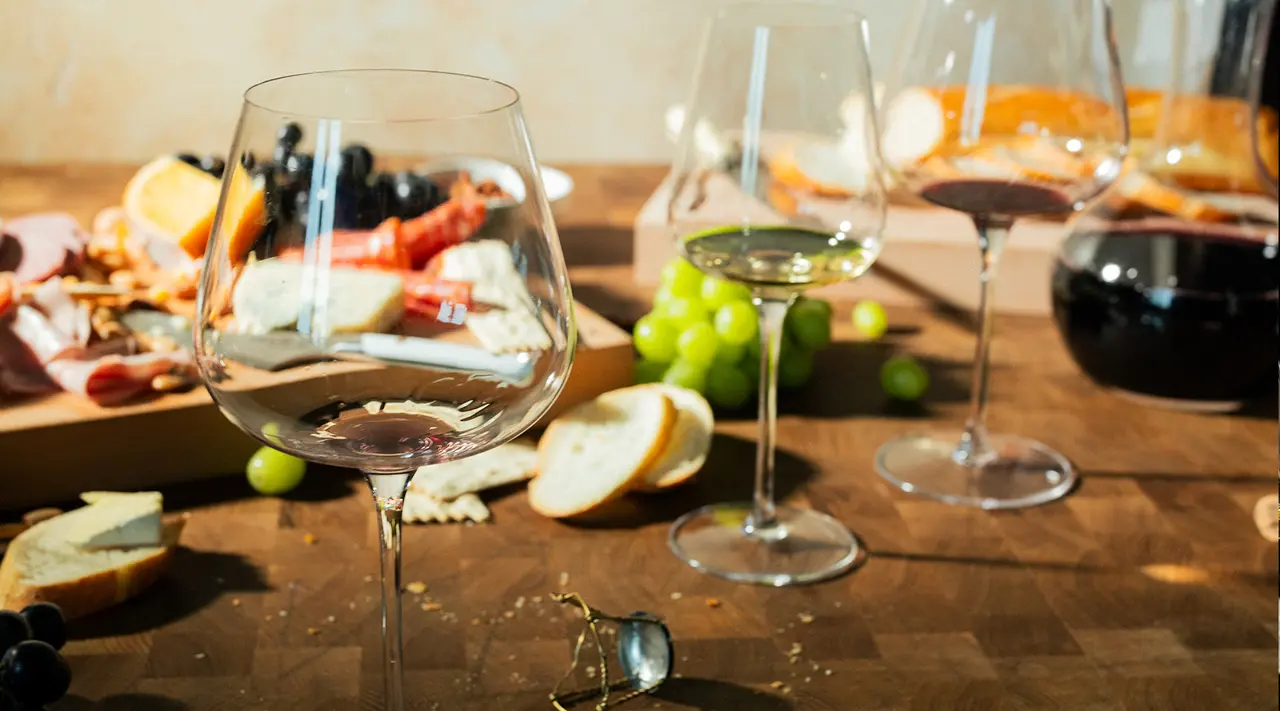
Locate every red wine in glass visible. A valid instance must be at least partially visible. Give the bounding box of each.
[918,179,1077,218]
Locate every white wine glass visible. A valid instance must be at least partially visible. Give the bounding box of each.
[874,0,1128,509]
[194,69,575,709]
[666,2,888,586]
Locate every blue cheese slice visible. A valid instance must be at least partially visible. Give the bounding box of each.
[231,259,405,337]
[60,491,164,549]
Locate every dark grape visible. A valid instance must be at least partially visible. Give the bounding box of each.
[392,171,443,219]
[18,604,65,651]
[175,153,201,169]
[240,152,258,171]
[198,155,226,179]
[0,612,31,657]
[282,153,314,190]
[339,144,374,186]
[0,641,71,705]
[277,122,303,149]
[272,142,294,167]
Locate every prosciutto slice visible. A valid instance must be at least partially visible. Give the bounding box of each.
[9,305,83,364]
[45,350,194,406]
[0,213,88,284]
[0,323,57,397]
[30,279,91,347]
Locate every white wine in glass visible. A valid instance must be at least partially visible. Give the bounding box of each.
[195,70,575,709]
[666,2,888,586]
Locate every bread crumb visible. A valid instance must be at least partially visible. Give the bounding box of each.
[423,602,443,612]
[405,581,428,595]
[585,666,597,679]
[514,596,526,609]
[503,610,515,619]
[471,618,482,626]
[363,575,374,583]
[231,598,241,607]
[278,610,288,617]
[824,669,833,676]
[670,592,683,601]
[194,653,206,660]
[264,615,274,621]
[327,616,336,623]
[349,602,357,610]
[705,598,721,608]
[303,533,318,545]
[306,627,320,636]
[558,572,570,587]
[769,681,790,694]
[798,612,815,624]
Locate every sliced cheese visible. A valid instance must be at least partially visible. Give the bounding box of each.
[434,241,551,352]
[231,259,405,337]
[61,492,164,549]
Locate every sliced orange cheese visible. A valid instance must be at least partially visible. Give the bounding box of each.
[219,164,266,265]
[123,156,222,257]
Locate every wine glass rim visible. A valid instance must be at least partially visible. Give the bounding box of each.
[712,0,868,26]
[242,68,521,123]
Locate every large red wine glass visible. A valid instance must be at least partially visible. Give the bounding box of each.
[875,0,1128,509]
[194,70,574,709]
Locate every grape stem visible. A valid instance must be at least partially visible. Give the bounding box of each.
[366,471,412,711]
[954,218,1009,466]
[746,296,795,538]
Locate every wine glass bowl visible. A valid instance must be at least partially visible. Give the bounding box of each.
[194,69,574,709]
[665,1,887,585]
[874,0,1129,509]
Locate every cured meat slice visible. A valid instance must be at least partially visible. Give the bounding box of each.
[9,305,83,364]
[30,279,91,347]
[0,213,88,284]
[44,350,193,406]
[0,323,57,397]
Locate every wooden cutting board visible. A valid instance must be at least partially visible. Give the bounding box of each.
[0,302,632,511]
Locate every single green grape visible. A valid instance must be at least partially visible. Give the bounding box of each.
[701,277,752,310]
[881,355,929,400]
[660,259,704,298]
[853,300,889,341]
[713,301,758,346]
[677,322,720,368]
[260,421,283,446]
[634,359,667,384]
[662,359,709,394]
[806,297,834,319]
[787,298,833,350]
[653,285,679,307]
[659,297,711,330]
[713,340,747,367]
[706,367,752,409]
[246,446,307,496]
[633,314,679,363]
[779,347,814,389]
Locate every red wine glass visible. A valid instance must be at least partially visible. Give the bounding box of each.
[194,70,575,709]
[874,0,1128,509]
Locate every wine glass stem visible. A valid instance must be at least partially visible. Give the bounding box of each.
[749,296,794,536]
[367,471,412,711]
[956,219,1010,466]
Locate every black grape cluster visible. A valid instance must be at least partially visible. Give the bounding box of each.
[0,603,71,710]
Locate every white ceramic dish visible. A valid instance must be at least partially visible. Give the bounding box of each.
[415,156,574,220]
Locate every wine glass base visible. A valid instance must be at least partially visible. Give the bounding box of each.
[875,431,1076,510]
[668,503,862,586]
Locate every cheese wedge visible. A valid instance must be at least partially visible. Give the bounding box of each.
[63,492,164,549]
[231,259,405,336]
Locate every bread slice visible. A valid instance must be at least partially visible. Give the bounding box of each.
[0,508,185,620]
[529,386,677,518]
[633,384,715,492]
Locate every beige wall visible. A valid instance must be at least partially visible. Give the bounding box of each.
[0,0,1156,165]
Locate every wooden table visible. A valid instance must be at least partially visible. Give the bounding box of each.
[2,165,1277,711]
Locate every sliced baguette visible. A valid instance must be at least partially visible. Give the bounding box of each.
[633,384,715,492]
[0,513,185,620]
[529,386,677,518]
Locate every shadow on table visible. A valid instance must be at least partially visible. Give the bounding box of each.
[58,693,189,711]
[654,678,794,710]
[71,548,268,639]
[561,433,815,531]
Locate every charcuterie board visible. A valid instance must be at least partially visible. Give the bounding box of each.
[0,301,632,511]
